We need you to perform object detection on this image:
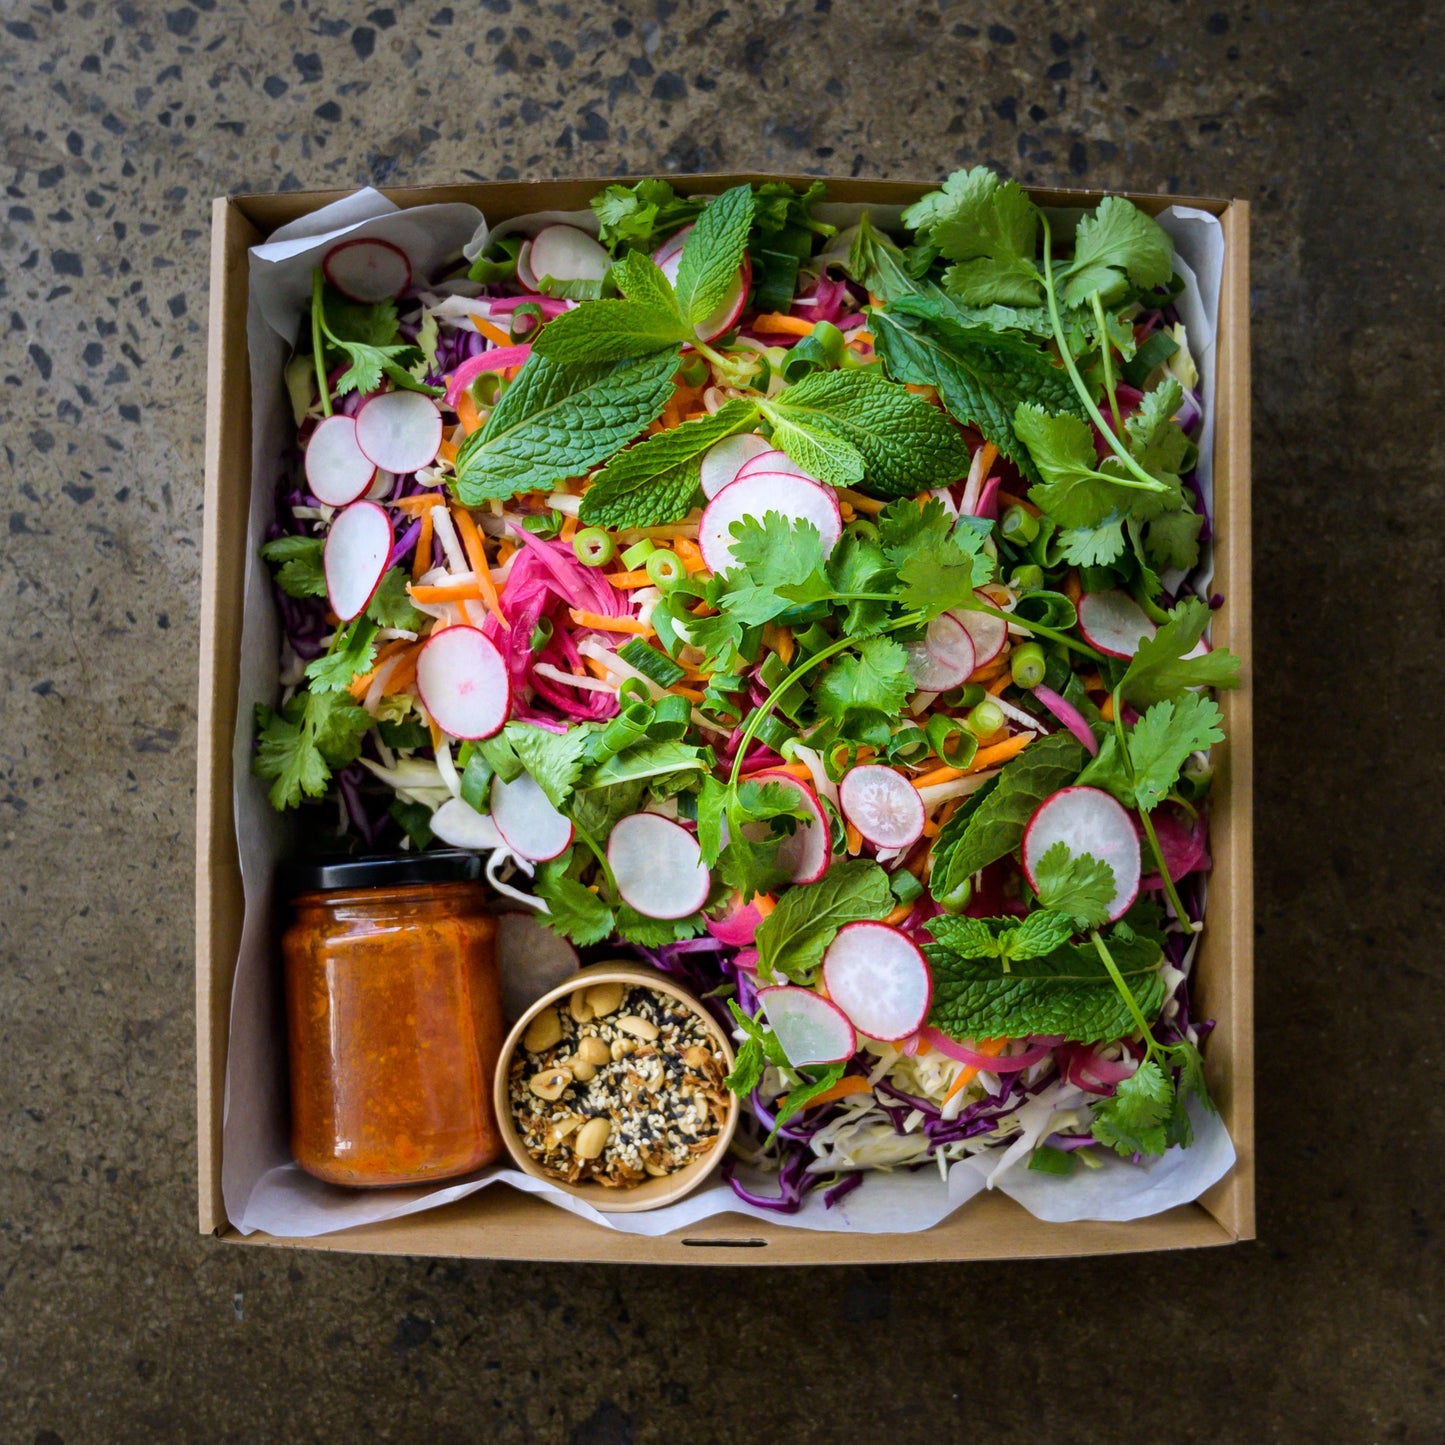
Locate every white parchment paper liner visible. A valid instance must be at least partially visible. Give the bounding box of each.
[224,187,1232,1239]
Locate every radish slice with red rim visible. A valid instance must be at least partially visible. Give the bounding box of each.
[700,433,773,499]
[734,448,812,483]
[305,414,377,506]
[906,613,976,691]
[607,812,711,919]
[498,912,580,1022]
[743,769,831,884]
[758,986,857,1067]
[949,605,1008,669]
[699,473,842,572]
[1021,785,1141,922]
[706,891,767,947]
[529,224,611,284]
[652,225,750,340]
[490,770,573,861]
[415,625,511,741]
[515,239,540,291]
[839,765,925,849]
[821,922,932,1042]
[652,227,688,284]
[354,390,444,475]
[1077,590,1157,660]
[322,237,411,303]
[323,499,392,621]
[428,796,504,851]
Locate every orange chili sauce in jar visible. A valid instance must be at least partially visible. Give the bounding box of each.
[280,852,505,1187]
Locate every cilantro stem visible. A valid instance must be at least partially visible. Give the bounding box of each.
[1110,682,1200,933]
[310,268,333,419]
[971,601,1105,663]
[1040,217,1165,495]
[1089,927,1160,1060]
[571,820,619,901]
[1090,289,1123,436]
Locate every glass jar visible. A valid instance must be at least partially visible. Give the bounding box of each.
[281,852,505,1188]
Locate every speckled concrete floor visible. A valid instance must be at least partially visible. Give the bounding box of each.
[1,1,1441,1440]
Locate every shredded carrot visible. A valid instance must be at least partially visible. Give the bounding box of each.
[970,734,1032,771]
[781,1075,874,1112]
[410,582,483,603]
[582,656,611,681]
[838,501,855,524]
[754,894,777,920]
[883,899,915,927]
[849,330,875,348]
[348,639,413,700]
[560,514,579,542]
[395,493,441,514]
[605,569,655,589]
[941,1039,1009,1104]
[438,434,459,466]
[454,388,483,436]
[752,312,814,337]
[1063,569,1082,606]
[973,440,999,480]
[912,763,965,790]
[1079,672,1104,693]
[689,600,718,619]
[496,540,515,566]
[382,654,418,696]
[845,821,863,856]
[921,817,940,838]
[935,796,962,829]
[996,489,1040,518]
[472,315,514,349]
[428,716,444,755]
[986,671,1013,696]
[568,609,653,635]
[743,761,813,783]
[969,655,1011,685]
[838,488,885,516]
[667,684,705,703]
[1100,694,1116,722]
[761,623,795,665]
[412,508,434,584]
[673,538,708,573]
[452,505,507,629]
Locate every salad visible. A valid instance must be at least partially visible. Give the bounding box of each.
[255,169,1238,1211]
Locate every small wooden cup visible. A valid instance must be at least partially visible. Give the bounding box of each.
[494,962,739,1213]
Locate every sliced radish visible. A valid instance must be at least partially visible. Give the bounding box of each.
[323,500,392,621]
[1022,785,1141,922]
[706,891,768,947]
[735,448,813,483]
[906,613,976,691]
[608,812,711,919]
[529,224,611,285]
[652,224,750,341]
[416,626,511,740]
[700,433,773,499]
[1077,590,1157,660]
[950,606,1008,669]
[490,770,573,862]
[652,228,688,282]
[305,414,377,506]
[758,986,857,1067]
[515,239,540,291]
[744,769,831,885]
[429,796,504,851]
[498,911,580,1021]
[822,922,932,1042]
[322,236,411,303]
[839,765,925,850]
[354,390,444,476]
[699,473,842,573]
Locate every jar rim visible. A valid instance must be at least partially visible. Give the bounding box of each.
[278,849,486,896]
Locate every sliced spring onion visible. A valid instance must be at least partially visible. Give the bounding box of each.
[616,637,685,689]
[622,538,657,569]
[572,526,615,567]
[925,714,978,770]
[1010,641,1047,690]
[645,548,685,590]
[965,698,1007,739]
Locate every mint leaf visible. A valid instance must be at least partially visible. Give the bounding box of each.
[529,298,685,364]
[754,859,893,984]
[902,167,1044,308]
[365,567,425,630]
[305,617,379,693]
[1032,842,1117,930]
[1006,909,1079,959]
[929,910,1077,963]
[579,399,760,528]
[930,733,1085,899]
[1090,1059,1173,1156]
[756,402,866,488]
[1059,196,1174,307]
[1119,598,1241,708]
[674,184,755,332]
[762,368,973,500]
[1127,694,1225,811]
[924,928,1165,1041]
[260,535,327,599]
[612,248,684,315]
[813,636,913,724]
[846,213,938,304]
[872,299,1081,482]
[454,351,678,504]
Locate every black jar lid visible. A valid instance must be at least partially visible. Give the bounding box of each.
[278,849,487,897]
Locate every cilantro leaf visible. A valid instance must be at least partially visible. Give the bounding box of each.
[533,857,616,947]
[579,400,760,528]
[615,905,707,948]
[1119,598,1241,707]
[872,299,1082,482]
[761,368,973,500]
[317,289,432,397]
[1031,842,1117,930]
[253,689,369,811]
[1127,693,1225,811]
[454,351,678,503]
[528,298,686,363]
[673,184,755,332]
[503,720,595,809]
[750,179,831,238]
[924,927,1165,1042]
[902,167,1045,308]
[1090,1059,1173,1156]
[877,496,991,616]
[715,779,818,902]
[1059,197,1174,307]
[304,617,378,693]
[591,178,705,252]
[260,535,327,599]
[772,1062,848,1133]
[723,999,789,1094]
[717,513,832,626]
[754,859,894,984]
[1074,732,1136,810]
[1143,509,1204,572]
[813,636,913,724]
[1058,516,1128,567]
[1125,379,1191,478]
[930,733,1085,900]
[365,567,425,631]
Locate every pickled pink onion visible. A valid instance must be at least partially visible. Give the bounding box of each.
[1033,684,1099,756]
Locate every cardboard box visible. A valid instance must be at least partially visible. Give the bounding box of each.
[197,176,1253,1264]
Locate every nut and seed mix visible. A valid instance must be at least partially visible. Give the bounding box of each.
[508,983,729,1188]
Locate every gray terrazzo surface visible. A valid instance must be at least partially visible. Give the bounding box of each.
[1,1,1442,1440]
